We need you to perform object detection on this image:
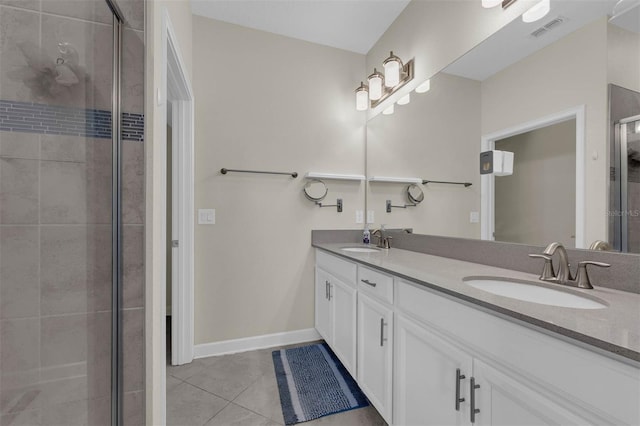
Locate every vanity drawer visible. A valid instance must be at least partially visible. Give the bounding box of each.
[358,265,393,304]
[316,250,357,285]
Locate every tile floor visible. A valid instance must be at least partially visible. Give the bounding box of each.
[166,342,387,426]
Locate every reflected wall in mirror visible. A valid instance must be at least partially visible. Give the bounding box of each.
[494,119,576,247]
[366,0,640,251]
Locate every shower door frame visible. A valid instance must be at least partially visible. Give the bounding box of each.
[616,114,640,252]
[105,0,125,424]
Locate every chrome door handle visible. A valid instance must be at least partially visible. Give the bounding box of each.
[325,281,329,299]
[455,368,466,411]
[470,377,480,423]
[361,279,377,287]
[379,318,387,346]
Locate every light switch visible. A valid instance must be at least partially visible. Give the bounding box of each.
[470,211,480,223]
[199,209,215,225]
[367,210,375,224]
[355,210,364,224]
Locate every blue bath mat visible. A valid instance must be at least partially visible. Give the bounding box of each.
[272,343,369,425]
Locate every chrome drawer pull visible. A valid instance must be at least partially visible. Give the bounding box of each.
[379,318,388,346]
[361,279,377,287]
[470,377,480,423]
[455,368,466,411]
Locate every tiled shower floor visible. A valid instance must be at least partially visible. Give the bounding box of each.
[165,343,387,426]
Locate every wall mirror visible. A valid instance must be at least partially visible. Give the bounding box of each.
[366,0,640,253]
[304,179,328,202]
[407,184,424,205]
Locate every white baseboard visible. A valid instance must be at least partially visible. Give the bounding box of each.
[194,328,322,359]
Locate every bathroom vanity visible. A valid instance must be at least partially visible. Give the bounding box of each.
[313,244,640,426]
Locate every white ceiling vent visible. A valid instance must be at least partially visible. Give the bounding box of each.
[530,16,567,38]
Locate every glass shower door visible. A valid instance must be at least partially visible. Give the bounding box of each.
[620,115,640,253]
[0,1,115,424]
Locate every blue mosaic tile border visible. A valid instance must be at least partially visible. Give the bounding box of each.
[0,100,144,142]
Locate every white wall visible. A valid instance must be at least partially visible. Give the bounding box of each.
[145,1,193,423]
[192,16,366,345]
[482,18,609,244]
[607,23,640,92]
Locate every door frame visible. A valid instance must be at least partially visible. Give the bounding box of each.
[163,11,195,366]
[480,106,586,248]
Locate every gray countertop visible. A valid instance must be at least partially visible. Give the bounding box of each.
[313,243,640,366]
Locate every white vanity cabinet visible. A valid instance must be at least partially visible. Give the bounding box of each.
[394,313,472,426]
[357,292,393,423]
[314,267,332,342]
[395,279,639,426]
[314,251,357,375]
[314,249,640,426]
[393,311,590,426]
[471,359,589,426]
[357,265,395,423]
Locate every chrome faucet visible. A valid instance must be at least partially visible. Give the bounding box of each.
[588,240,612,251]
[371,229,392,249]
[542,242,573,283]
[529,242,610,289]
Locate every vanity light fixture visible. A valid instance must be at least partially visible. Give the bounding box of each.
[383,51,403,87]
[382,104,395,115]
[397,93,411,106]
[522,0,550,22]
[355,82,369,111]
[482,0,519,9]
[415,79,431,93]
[482,0,502,8]
[354,52,414,110]
[368,68,384,101]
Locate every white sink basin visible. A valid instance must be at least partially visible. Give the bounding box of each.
[341,246,381,253]
[463,277,607,310]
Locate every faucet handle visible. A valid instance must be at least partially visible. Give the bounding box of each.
[528,253,555,281]
[574,261,610,289]
[578,260,610,268]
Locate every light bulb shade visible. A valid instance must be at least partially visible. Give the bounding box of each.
[415,79,431,93]
[482,0,502,7]
[368,68,384,100]
[397,93,410,105]
[355,82,369,111]
[382,104,395,115]
[383,51,403,87]
[522,0,550,23]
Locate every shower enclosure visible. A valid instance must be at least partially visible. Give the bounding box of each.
[610,85,640,254]
[0,0,144,425]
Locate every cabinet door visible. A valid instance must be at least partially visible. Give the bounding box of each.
[394,314,473,426]
[315,267,332,343]
[472,359,589,426]
[330,277,357,377]
[357,293,393,423]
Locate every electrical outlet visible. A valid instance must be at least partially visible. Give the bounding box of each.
[470,211,480,223]
[199,209,215,225]
[355,210,364,224]
[367,210,375,224]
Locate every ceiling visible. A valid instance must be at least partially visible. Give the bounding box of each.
[191,0,411,55]
[443,0,623,81]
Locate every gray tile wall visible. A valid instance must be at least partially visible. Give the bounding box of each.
[0,1,145,425]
